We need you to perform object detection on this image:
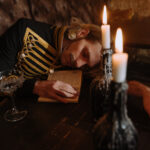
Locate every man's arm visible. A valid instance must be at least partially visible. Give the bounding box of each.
[0,18,29,71]
[128,80,150,117]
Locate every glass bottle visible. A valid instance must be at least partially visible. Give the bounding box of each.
[93,81,138,150]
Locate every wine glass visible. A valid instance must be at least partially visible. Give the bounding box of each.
[0,70,28,122]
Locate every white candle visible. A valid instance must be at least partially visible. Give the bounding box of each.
[112,28,128,83]
[101,5,110,49]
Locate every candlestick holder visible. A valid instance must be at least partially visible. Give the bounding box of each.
[93,81,138,150]
[102,48,113,93]
[90,48,112,120]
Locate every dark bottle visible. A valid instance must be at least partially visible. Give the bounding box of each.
[90,77,111,121]
[93,81,138,150]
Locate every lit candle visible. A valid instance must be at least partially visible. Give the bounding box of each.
[101,5,110,49]
[112,28,128,83]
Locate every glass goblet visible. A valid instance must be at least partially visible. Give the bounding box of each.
[0,70,28,122]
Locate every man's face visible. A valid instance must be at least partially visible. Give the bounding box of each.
[61,39,101,68]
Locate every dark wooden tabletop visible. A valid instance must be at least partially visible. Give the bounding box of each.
[0,73,150,150]
[0,78,95,150]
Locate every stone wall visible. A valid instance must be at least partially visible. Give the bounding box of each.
[109,0,150,18]
[0,0,107,35]
[1,0,149,35]
[1,0,150,35]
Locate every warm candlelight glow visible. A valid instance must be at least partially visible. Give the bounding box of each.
[112,28,128,83]
[102,5,107,25]
[115,28,123,53]
[101,5,110,49]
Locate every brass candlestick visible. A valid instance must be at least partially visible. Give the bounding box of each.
[93,81,138,150]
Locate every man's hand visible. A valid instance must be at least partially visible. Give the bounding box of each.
[128,80,150,117]
[33,80,78,103]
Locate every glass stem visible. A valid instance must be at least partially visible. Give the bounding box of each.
[10,94,18,112]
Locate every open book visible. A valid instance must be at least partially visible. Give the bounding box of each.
[38,70,82,103]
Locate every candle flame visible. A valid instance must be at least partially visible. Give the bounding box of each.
[102,5,107,25]
[115,28,123,53]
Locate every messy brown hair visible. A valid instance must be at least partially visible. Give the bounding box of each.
[67,22,101,42]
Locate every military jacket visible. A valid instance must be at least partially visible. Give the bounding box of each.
[0,18,67,79]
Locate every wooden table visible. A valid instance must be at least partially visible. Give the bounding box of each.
[0,70,150,150]
[0,78,95,150]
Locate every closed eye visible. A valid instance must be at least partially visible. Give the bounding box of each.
[81,48,89,61]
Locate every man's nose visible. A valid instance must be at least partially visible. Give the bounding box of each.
[74,58,87,68]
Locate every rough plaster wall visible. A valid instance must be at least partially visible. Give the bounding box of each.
[0,0,106,35]
[110,0,150,18]
[1,0,150,35]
